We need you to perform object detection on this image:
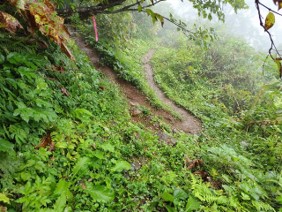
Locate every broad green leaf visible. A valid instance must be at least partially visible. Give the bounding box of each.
[165,205,175,212]
[55,141,68,149]
[155,13,164,27]
[0,193,10,204]
[186,196,200,212]
[93,150,104,159]
[54,180,72,211]
[0,54,5,64]
[241,192,251,200]
[174,188,188,201]
[72,108,93,121]
[276,194,282,203]
[0,138,14,153]
[111,160,131,172]
[7,52,22,64]
[100,143,115,152]
[137,4,142,12]
[86,183,114,203]
[13,107,34,123]
[162,191,174,202]
[54,194,66,212]
[145,9,157,24]
[7,52,35,68]
[265,12,275,30]
[54,179,72,199]
[17,66,37,79]
[35,78,48,90]
[72,157,89,176]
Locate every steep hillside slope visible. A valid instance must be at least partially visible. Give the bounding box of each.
[0,29,281,211]
[0,32,202,211]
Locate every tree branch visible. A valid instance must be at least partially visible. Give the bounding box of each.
[100,0,166,14]
[255,0,281,60]
[57,0,127,19]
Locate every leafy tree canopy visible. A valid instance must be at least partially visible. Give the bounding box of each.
[0,0,247,47]
[1,0,282,71]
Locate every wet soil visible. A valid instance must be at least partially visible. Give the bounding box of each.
[71,31,202,134]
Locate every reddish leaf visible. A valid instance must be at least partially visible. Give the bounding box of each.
[194,170,209,180]
[36,132,54,151]
[185,157,203,170]
[99,86,105,90]
[6,0,75,60]
[0,11,23,33]
[49,141,55,151]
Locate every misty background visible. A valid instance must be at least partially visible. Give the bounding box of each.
[164,0,282,52]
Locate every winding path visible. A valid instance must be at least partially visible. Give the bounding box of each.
[71,31,202,134]
[143,50,201,134]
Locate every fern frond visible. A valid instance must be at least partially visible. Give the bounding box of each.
[252,200,275,212]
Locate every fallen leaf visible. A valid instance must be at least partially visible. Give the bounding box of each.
[0,205,7,212]
[194,170,209,180]
[185,158,203,170]
[36,132,54,151]
[49,141,55,151]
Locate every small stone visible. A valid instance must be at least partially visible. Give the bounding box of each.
[131,108,142,116]
[158,132,169,141]
[170,138,178,146]
[158,131,178,146]
[129,101,138,106]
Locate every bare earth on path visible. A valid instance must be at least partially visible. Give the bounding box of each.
[143,50,202,134]
[71,31,202,134]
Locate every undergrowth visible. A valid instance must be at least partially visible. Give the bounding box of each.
[0,18,281,212]
[76,22,177,113]
[150,34,282,211]
[0,31,219,211]
[73,21,282,211]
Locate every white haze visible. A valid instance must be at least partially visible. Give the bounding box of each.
[166,0,282,52]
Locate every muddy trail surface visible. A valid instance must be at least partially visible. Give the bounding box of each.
[71,31,202,134]
[143,50,201,134]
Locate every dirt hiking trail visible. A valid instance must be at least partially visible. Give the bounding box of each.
[143,50,201,134]
[71,31,202,135]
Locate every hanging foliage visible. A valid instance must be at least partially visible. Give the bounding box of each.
[0,0,74,60]
[0,11,23,33]
[264,12,275,30]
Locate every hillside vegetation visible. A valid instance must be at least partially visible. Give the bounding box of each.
[0,2,282,212]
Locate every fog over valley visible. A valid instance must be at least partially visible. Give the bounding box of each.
[165,0,282,52]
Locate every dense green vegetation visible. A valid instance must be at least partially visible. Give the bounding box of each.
[0,0,282,211]
[72,13,282,211]
[0,30,198,211]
